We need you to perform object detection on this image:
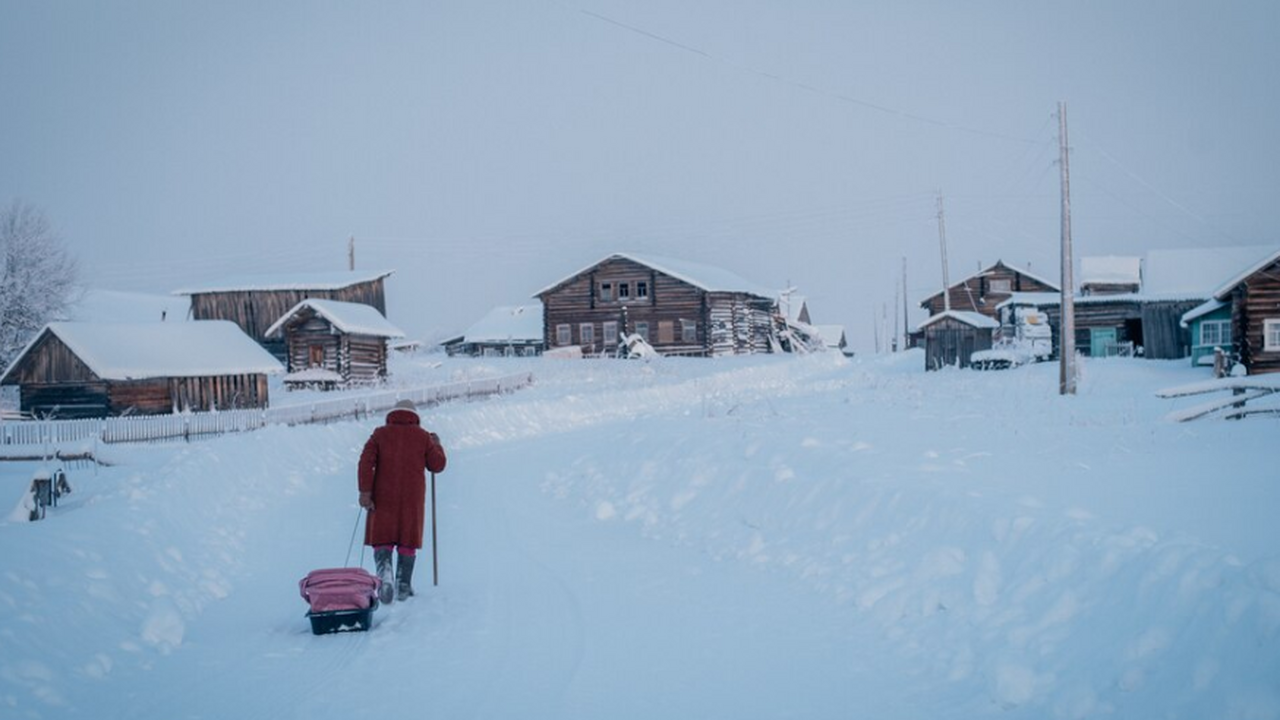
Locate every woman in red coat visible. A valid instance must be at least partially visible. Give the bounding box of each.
[358,399,447,604]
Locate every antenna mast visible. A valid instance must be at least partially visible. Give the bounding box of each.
[348,236,355,271]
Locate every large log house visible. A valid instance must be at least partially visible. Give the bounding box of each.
[535,253,778,357]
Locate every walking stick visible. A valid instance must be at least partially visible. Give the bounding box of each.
[431,471,439,586]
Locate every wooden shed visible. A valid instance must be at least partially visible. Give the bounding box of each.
[265,299,405,388]
[441,304,544,358]
[0,322,282,418]
[918,311,997,370]
[920,261,1058,321]
[1206,247,1280,375]
[535,253,777,357]
[174,270,393,359]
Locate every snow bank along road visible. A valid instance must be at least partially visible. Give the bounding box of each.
[1,352,1277,719]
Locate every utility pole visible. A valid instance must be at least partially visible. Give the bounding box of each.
[872,307,881,354]
[1058,102,1077,395]
[892,278,900,352]
[902,257,909,349]
[937,194,951,313]
[348,236,355,271]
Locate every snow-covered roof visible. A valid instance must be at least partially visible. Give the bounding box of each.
[1180,298,1229,328]
[1080,256,1142,286]
[459,304,544,343]
[916,310,999,332]
[779,294,808,324]
[537,253,776,299]
[1143,246,1274,298]
[918,260,1059,306]
[69,289,191,324]
[1210,246,1280,300]
[812,324,846,348]
[173,270,393,295]
[2,321,283,383]
[996,292,1062,310]
[264,299,404,339]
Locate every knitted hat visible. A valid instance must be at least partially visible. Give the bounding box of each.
[393,399,416,411]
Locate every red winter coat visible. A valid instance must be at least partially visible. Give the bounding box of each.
[358,409,447,548]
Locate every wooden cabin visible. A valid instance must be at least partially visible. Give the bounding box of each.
[918,311,997,370]
[535,253,777,357]
[174,270,392,359]
[265,299,405,388]
[1206,247,1280,375]
[920,261,1058,321]
[1181,299,1232,368]
[442,304,544,358]
[0,322,282,418]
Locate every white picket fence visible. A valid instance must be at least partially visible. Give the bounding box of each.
[0,372,533,448]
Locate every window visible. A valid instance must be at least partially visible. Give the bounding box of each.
[556,324,571,346]
[1200,320,1231,347]
[636,281,649,299]
[658,321,674,344]
[308,345,325,367]
[579,323,595,346]
[635,321,649,341]
[989,279,1012,293]
[599,282,613,302]
[1266,319,1280,351]
[603,321,618,345]
[681,319,697,343]
[618,282,630,299]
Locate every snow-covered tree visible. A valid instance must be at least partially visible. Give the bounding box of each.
[0,200,80,368]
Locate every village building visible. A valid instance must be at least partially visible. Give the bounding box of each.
[919,261,1058,321]
[917,310,998,370]
[1002,246,1273,361]
[264,299,405,389]
[534,253,777,357]
[1182,246,1280,375]
[174,270,393,359]
[813,325,852,357]
[441,304,544,358]
[0,321,282,418]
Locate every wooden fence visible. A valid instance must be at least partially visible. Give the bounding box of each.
[1,372,533,448]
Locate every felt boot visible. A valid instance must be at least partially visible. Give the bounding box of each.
[374,548,395,605]
[396,553,416,601]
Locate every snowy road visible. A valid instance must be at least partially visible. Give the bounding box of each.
[3,353,1278,719]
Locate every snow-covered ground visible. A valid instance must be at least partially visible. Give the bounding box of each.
[1,351,1277,719]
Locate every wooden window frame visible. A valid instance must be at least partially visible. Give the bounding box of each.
[1200,320,1230,347]
[602,321,618,345]
[556,324,572,346]
[1265,319,1280,351]
[681,319,697,343]
[579,323,595,346]
[635,321,650,342]
[636,281,649,299]
[599,282,613,302]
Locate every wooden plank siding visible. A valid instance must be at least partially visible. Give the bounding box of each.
[1231,257,1280,375]
[538,256,774,357]
[921,261,1057,320]
[6,333,270,418]
[921,317,993,370]
[186,280,387,357]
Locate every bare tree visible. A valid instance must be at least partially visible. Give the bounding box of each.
[0,200,80,368]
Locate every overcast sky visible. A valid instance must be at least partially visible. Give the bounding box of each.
[3,0,1278,351]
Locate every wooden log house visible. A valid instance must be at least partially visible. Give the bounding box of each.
[0,322,282,418]
[1205,246,1280,375]
[174,270,392,359]
[535,253,778,357]
[265,299,405,388]
[919,261,1058,321]
[441,304,544,358]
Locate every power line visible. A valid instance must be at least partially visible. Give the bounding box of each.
[560,3,1050,147]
